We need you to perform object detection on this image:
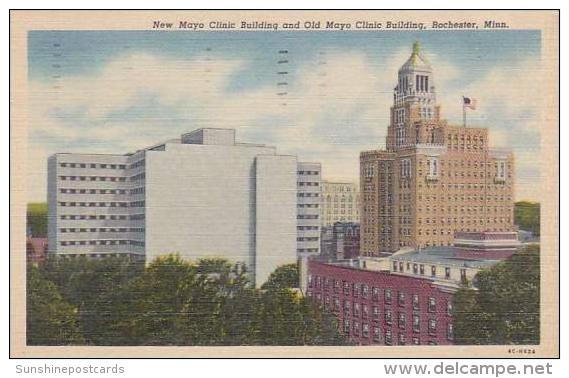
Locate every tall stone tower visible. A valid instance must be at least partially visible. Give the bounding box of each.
[360,42,515,257]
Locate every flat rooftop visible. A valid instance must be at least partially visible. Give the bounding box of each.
[392,247,500,269]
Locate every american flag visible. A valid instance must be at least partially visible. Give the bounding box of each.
[463,96,478,110]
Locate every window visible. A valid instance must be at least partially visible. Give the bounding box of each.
[496,160,507,181]
[445,267,451,279]
[398,292,405,307]
[420,265,425,275]
[334,280,340,293]
[364,164,376,178]
[385,289,392,304]
[362,323,369,338]
[428,297,436,313]
[460,269,467,284]
[362,285,369,299]
[398,313,406,329]
[343,319,350,334]
[400,158,411,178]
[447,301,453,316]
[385,310,392,325]
[413,294,420,310]
[372,306,380,321]
[344,300,351,314]
[413,314,420,332]
[373,327,381,343]
[353,283,360,297]
[353,302,360,317]
[353,321,360,336]
[398,333,406,345]
[413,264,418,274]
[372,287,380,301]
[362,304,369,319]
[385,330,392,345]
[426,157,439,179]
[447,323,454,340]
[429,319,437,335]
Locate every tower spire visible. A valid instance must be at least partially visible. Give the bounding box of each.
[413,41,420,55]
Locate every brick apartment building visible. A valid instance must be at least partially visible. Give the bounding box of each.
[360,42,515,256]
[305,231,520,346]
[307,259,454,346]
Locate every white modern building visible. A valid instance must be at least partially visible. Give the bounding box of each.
[47,128,319,286]
[297,163,321,255]
[321,181,360,227]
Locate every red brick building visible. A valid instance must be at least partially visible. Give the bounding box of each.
[307,259,454,346]
[305,231,520,345]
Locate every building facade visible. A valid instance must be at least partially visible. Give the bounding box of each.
[306,231,520,345]
[47,128,317,286]
[321,181,360,227]
[360,42,515,256]
[321,222,360,260]
[297,163,322,255]
[307,259,455,346]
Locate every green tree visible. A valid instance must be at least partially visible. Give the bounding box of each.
[39,255,144,344]
[261,263,299,291]
[27,202,47,237]
[255,289,348,345]
[514,201,540,236]
[26,266,84,345]
[30,254,349,346]
[453,245,540,345]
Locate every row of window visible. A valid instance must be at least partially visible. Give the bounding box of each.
[341,320,452,345]
[60,227,144,233]
[298,182,320,187]
[297,193,320,198]
[297,170,319,175]
[308,292,454,343]
[324,196,357,202]
[60,214,144,220]
[298,215,319,220]
[297,226,319,230]
[297,237,319,242]
[419,182,512,191]
[60,188,145,195]
[321,185,357,193]
[393,261,468,283]
[60,240,145,247]
[417,203,513,212]
[297,248,319,253]
[60,175,127,182]
[58,201,145,208]
[59,160,145,170]
[297,204,319,208]
[60,162,127,169]
[308,277,450,312]
[418,194,512,201]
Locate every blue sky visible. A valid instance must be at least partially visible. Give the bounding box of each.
[27,30,543,201]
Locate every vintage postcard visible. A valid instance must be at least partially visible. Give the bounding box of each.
[10,10,559,358]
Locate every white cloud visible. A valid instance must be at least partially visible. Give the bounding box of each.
[27,49,542,202]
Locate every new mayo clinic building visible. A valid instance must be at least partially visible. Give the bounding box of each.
[47,128,321,286]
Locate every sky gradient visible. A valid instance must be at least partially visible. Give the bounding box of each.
[27,30,543,202]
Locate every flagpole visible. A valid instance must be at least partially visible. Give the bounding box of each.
[462,96,466,127]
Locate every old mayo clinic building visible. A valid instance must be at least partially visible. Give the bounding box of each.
[360,42,515,256]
